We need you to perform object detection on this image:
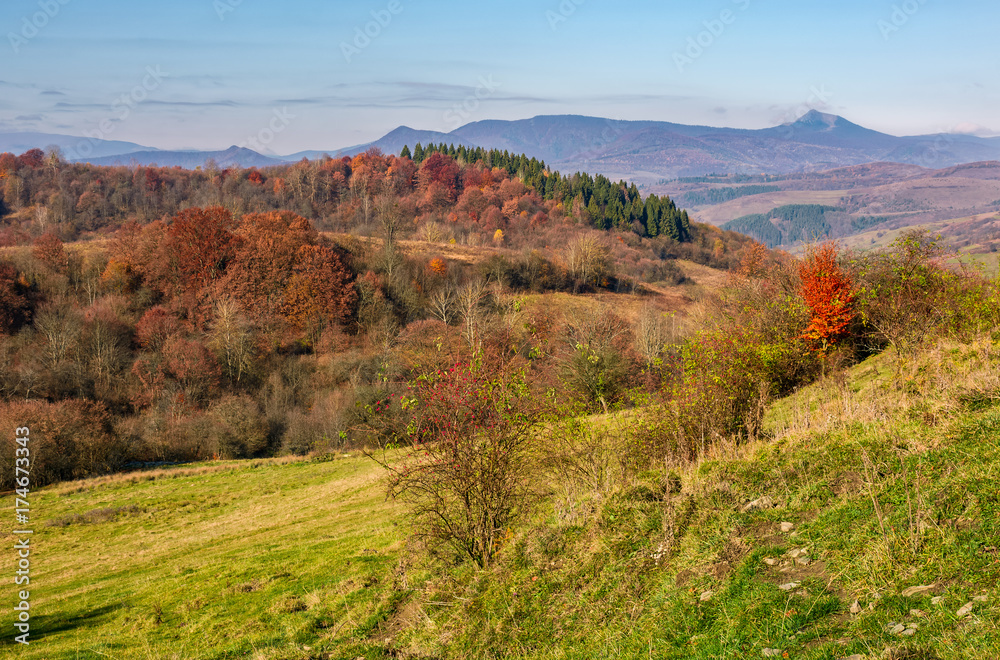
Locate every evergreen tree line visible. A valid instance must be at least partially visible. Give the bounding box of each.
[723,204,842,248]
[407,143,691,241]
[676,185,781,207]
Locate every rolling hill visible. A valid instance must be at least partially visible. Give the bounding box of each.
[5,340,998,659]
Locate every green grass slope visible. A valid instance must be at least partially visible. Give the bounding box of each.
[1,456,407,659]
[397,340,1000,659]
[3,340,999,659]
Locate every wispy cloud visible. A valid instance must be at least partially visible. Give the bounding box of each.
[143,99,241,108]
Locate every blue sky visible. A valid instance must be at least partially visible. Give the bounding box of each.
[1,0,997,154]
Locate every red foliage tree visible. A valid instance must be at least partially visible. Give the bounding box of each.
[32,232,68,272]
[164,206,239,293]
[142,207,239,326]
[136,306,180,350]
[417,153,461,201]
[16,148,44,169]
[799,243,856,351]
[0,399,119,488]
[386,155,417,195]
[162,335,221,403]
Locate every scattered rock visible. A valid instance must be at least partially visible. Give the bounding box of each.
[850,600,862,614]
[779,582,800,591]
[909,609,927,618]
[888,623,906,635]
[700,590,714,602]
[795,589,809,597]
[931,596,944,606]
[956,602,975,618]
[761,649,784,658]
[788,548,807,559]
[780,522,795,533]
[973,594,989,603]
[900,628,917,637]
[901,585,935,598]
[839,655,864,660]
[764,557,779,566]
[795,556,811,566]
[742,496,775,513]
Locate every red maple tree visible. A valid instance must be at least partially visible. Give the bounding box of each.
[799,243,856,351]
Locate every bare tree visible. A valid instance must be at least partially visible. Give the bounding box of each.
[457,280,489,352]
[565,233,612,289]
[634,305,670,367]
[34,303,83,368]
[428,286,456,325]
[209,298,258,385]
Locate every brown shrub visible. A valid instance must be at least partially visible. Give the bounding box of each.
[0,399,124,488]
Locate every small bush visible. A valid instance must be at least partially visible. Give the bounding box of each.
[373,360,547,567]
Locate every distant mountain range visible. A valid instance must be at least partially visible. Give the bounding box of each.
[80,146,283,169]
[5,112,1000,182]
[0,132,154,160]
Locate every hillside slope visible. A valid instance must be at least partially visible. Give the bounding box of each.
[393,340,1000,659]
[3,339,998,659]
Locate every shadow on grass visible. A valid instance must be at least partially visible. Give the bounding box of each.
[0,603,121,647]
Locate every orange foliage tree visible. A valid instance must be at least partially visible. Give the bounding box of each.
[282,244,357,345]
[428,257,448,277]
[799,243,856,351]
[221,210,318,326]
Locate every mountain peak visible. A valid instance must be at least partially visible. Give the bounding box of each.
[787,109,843,129]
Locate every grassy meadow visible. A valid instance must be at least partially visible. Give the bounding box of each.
[1,455,407,659]
[3,338,999,659]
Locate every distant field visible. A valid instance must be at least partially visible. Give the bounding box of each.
[689,190,849,225]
